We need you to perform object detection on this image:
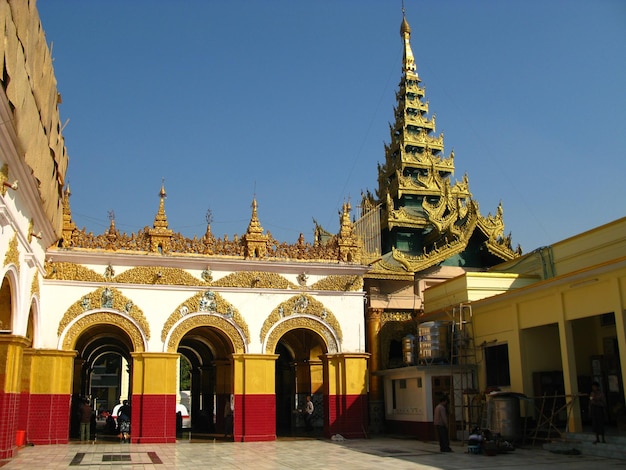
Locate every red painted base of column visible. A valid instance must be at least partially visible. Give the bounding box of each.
[324,394,368,438]
[234,394,276,442]
[131,394,177,444]
[0,391,20,459]
[24,393,70,445]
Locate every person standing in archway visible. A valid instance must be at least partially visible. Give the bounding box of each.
[79,398,93,442]
[118,400,131,443]
[304,395,314,432]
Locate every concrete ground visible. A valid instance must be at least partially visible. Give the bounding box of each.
[2,435,625,469]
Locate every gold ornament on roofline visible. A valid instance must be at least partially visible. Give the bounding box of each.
[58,188,363,263]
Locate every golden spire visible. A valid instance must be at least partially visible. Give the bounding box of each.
[243,197,268,259]
[61,184,76,247]
[246,198,264,235]
[153,180,169,230]
[148,180,173,253]
[401,12,416,75]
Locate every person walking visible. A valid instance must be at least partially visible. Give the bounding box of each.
[79,398,93,442]
[434,395,452,452]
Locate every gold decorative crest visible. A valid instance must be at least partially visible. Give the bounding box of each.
[161,290,249,343]
[57,287,150,339]
[260,294,342,345]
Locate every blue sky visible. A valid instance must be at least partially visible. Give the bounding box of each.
[37,0,626,253]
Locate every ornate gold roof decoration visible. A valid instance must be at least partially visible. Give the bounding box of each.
[61,185,76,248]
[57,188,364,263]
[242,198,268,259]
[337,201,362,263]
[148,182,173,254]
[360,14,520,275]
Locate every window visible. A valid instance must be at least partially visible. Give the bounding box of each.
[485,344,510,387]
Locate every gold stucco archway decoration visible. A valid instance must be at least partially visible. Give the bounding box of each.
[57,287,150,339]
[264,316,339,354]
[161,290,249,343]
[260,294,343,346]
[60,311,147,352]
[211,271,296,289]
[44,262,104,282]
[310,275,363,291]
[113,266,208,286]
[165,313,246,353]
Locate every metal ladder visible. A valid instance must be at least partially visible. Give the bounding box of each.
[449,303,480,440]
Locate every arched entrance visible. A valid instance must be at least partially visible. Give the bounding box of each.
[274,328,327,436]
[176,324,236,438]
[70,322,135,440]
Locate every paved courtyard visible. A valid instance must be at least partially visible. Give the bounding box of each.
[2,436,625,469]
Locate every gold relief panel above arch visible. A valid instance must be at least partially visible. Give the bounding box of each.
[45,262,105,282]
[264,316,340,354]
[211,271,297,289]
[161,290,249,343]
[113,266,207,286]
[164,313,246,354]
[310,275,363,292]
[57,287,150,340]
[260,294,343,346]
[60,311,147,352]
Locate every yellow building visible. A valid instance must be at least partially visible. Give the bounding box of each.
[424,217,626,435]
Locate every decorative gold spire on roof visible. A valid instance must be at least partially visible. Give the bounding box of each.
[401,13,416,75]
[148,181,173,253]
[337,201,362,263]
[363,12,519,275]
[61,184,76,248]
[243,198,268,259]
[153,181,169,230]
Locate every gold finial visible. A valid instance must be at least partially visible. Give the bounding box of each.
[400,10,416,74]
